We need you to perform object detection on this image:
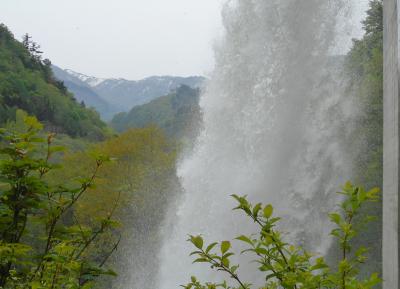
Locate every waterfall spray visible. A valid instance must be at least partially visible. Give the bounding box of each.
[153,0,368,288]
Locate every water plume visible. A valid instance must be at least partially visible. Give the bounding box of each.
[154,0,366,288]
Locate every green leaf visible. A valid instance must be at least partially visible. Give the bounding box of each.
[221,257,230,267]
[263,204,273,218]
[252,203,262,217]
[193,258,209,263]
[103,269,118,276]
[235,235,253,246]
[230,265,239,273]
[189,251,203,256]
[223,252,234,259]
[343,181,353,192]
[221,241,231,254]
[265,272,278,281]
[366,187,380,200]
[254,247,268,255]
[206,242,218,254]
[191,235,204,249]
[366,273,381,287]
[329,213,342,225]
[24,115,43,130]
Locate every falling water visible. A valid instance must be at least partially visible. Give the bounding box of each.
[155,0,368,288]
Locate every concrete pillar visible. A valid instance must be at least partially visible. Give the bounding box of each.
[383,0,400,288]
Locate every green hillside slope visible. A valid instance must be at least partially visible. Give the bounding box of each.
[111,85,201,140]
[0,24,107,140]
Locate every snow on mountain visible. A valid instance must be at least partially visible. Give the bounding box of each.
[64,69,106,87]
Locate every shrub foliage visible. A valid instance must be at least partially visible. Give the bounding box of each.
[0,114,119,288]
[185,183,381,289]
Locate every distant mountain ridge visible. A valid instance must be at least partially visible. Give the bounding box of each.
[52,65,205,120]
[52,65,118,120]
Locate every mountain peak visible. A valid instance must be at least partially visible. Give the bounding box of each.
[64,69,106,87]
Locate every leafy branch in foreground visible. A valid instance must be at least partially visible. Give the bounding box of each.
[184,182,381,289]
[0,113,120,288]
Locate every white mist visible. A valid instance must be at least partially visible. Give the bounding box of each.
[154,0,368,288]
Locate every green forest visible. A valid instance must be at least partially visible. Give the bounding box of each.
[0,0,384,288]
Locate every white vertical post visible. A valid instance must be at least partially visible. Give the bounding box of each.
[383,0,399,288]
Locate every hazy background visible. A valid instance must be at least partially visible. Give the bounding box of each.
[1,0,368,80]
[1,0,225,79]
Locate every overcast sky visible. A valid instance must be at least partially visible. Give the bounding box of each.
[1,0,368,80]
[1,0,225,79]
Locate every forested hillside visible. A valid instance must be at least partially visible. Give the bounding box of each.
[0,24,107,140]
[111,85,201,140]
[349,0,382,275]
[347,0,382,190]
[329,0,383,279]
